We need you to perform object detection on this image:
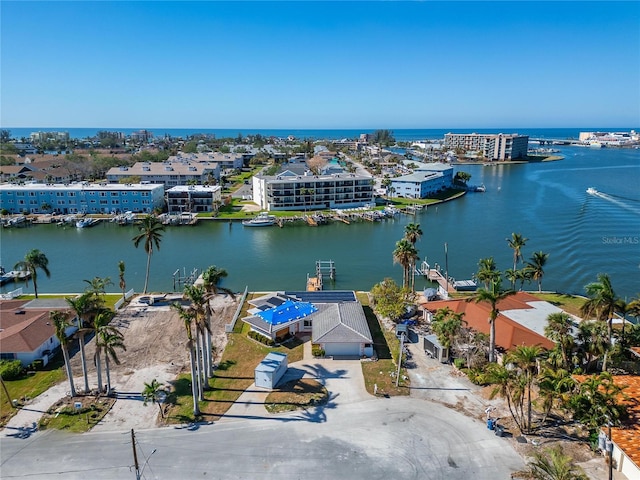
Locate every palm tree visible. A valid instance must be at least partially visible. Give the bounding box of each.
[132,214,165,294]
[507,345,544,433]
[393,238,418,289]
[51,310,76,397]
[504,269,518,291]
[476,257,499,289]
[118,260,126,302]
[183,284,209,398]
[83,276,112,308]
[527,251,549,292]
[202,265,234,377]
[403,223,423,245]
[507,233,528,272]
[171,302,200,416]
[528,445,588,480]
[14,249,50,298]
[580,273,621,371]
[470,279,516,363]
[66,292,94,393]
[142,378,167,419]
[99,325,126,396]
[576,321,609,373]
[93,309,118,393]
[544,312,575,370]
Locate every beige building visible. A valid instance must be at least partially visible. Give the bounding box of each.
[106,161,219,186]
[444,133,529,161]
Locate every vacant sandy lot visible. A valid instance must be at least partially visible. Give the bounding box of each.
[71,293,240,430]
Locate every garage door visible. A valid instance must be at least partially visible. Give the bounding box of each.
[324,342,360,357]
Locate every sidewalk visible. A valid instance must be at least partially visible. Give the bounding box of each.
[2,382,68,438]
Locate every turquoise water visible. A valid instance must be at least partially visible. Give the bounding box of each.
[1,146,639,298]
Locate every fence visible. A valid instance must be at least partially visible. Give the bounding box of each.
[225,286,248,333]
[114,288,136,310]
[0,287,23,300]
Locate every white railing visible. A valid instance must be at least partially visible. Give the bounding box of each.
[225,286,248,333]
[0,287,23,300]
[114,288,136,310]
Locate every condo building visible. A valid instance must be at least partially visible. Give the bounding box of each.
[252,171,374,211]
[444,133,529,161]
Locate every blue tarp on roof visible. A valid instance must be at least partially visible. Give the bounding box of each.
[256,300,318,325]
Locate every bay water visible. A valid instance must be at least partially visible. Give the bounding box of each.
[1,146,638,299]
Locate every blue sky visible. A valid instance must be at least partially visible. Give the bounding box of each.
[1,1,639,129]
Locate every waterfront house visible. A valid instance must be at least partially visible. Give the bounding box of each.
[390,162,453,199]
[421,292,560,354]
[252,171,374,211]
[165,185,222,214]
[242,291,374,358]
[0,182,165,215]
[0,299,77,367]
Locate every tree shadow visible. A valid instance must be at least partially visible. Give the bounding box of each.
[216,360,236,371]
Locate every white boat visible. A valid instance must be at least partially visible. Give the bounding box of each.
[242,212,277,227]
[586,187,598,195]
[76,218,100,228]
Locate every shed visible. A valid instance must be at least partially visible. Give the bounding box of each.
[254,352,288,390]
[423,334,449,363]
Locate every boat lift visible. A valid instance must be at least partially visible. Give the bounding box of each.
[172,267,199,291]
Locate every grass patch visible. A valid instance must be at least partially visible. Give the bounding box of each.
[356,292,409,397]
[17,293,121,311]
[535,292,587,317]
[0,356,66,427]
[165,320,304,424]
[39,396,115,433]
[264,379,328,413]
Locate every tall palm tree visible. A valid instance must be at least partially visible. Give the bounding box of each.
[118,260,126,302]
[66,292,94,393]
[470,279,515,363]
[171,302,200,416]
[132,214,165,294]
[51,310,76,397]
[202,265,234,376]
[580,273,621,371]
[527,251,549,292]
[576,321,609,373]
[83,276,112,308]
[14,249,50,298]
[403,223,422,245]
[507,233,528,272]
[507,345,544,433]
[392,238,418,289]
[544,312,575,370]
[99,325,126,396]
[93,309,118,393]
[183,284,209,399]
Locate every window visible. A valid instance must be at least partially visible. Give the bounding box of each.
[68,192,75,197]
[29,192,36,196]
[303,319,312,328]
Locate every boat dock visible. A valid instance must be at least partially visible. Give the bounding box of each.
[306,260,336,291]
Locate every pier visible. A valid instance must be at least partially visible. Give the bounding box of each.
[172,267,199,291]
[306,260,335,291]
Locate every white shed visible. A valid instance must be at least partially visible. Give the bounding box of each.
[254,352,288,390]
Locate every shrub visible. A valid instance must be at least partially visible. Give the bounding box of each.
[0,360,24,380]
[247,330,275,346]
[453,358,465,370]
[31,359,44,371]
[312,345,325,358]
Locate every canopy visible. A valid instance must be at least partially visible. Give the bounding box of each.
[256,300,318,325]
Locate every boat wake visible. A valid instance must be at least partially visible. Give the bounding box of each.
[587,188,640,215]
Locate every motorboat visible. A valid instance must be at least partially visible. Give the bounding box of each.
[76,218,100,228]
[242,212,277,227]
[586,187,598,195]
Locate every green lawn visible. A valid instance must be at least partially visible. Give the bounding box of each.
[535,292,587,317]
[0,357,66,427]
[357,292,409,396]
[166,320,304,423]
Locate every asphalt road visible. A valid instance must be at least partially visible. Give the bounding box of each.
[0,396,524,479]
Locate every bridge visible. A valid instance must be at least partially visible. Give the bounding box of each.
[529,138,583,146]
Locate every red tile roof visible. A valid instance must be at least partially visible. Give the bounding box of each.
[422,292,554,351]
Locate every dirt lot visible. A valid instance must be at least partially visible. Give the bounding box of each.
[70,293,240,430]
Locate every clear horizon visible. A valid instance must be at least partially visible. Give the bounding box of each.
[2,1,639,128]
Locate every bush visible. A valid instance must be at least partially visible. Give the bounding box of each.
[31,359,44,371]
[0,360,24,380]
[453,358,465,370]
[247,330,275,346]
[312,345,325,358]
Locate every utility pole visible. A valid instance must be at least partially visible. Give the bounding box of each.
[444,242,449,293]
[0,374,14,409]
[396,333,405,387]
[607,421,613,480]
[131,429,140,480]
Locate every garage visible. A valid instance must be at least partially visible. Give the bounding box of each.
[323,342,360,357]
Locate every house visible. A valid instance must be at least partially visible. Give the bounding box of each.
[242,291,374,358]
[0,299,77,367]
[421,292,561,353]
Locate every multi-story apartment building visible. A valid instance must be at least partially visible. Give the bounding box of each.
[0,182,165,215]
[29,131,70,143]
[390,163,454,199]
[444,133,529,161]
[106,161,219,186]
[252,171,374,211]
[169,152,245,171]
[165,185,222,214]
